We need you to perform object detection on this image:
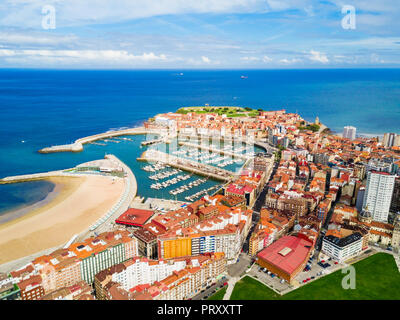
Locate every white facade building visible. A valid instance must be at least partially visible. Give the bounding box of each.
[343,126,357,140]
[362,171,396,222]
[322,233,363,262]
[112,258,187,291]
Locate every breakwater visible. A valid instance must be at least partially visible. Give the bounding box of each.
[38,126,157,153]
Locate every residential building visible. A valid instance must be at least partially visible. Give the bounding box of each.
[343,126,356,140]
[322,232,363,262]
[362,171,396,222]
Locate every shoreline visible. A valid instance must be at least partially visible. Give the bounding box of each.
[0,174,125,264]
[0,180,59,225]
[0,176,84,230]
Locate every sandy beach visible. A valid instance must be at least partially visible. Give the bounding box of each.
[0,175,125,264]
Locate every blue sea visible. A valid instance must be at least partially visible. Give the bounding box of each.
[0,69,399,214]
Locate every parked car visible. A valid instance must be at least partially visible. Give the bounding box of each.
[223,282,228,286]
[334,262,338,265]
[311,276,315,279]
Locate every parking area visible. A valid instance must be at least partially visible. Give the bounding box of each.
[248,265,292,293]
[247,254,348,294]
[295,256,346,286]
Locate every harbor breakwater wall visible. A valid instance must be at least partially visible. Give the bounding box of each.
[38,126,157,154]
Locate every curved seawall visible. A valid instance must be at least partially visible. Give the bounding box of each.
[38,126,156,154]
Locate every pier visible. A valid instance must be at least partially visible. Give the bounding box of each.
[177,133,277,154]
[141,138,164,146]
[138,149,237,182]
[0,169,71,184]
[178,141,250,160]
[38,126,158,154]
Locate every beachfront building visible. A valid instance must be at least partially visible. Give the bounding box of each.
[0,273,20,300]
[362,171,396,222]
[18,275,45,300]
[70,231,138,284]
[8,230,138,299]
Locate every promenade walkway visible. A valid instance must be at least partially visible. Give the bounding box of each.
[223,276,240,300]
[81,154,137,237]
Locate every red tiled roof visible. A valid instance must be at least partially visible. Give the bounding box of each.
[257,236,312,275]
[116,208,155,227]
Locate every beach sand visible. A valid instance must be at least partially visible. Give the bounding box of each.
[0,175,125,264]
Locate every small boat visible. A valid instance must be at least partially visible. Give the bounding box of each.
[240,75,248,79]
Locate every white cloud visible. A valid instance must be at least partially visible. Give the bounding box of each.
[0,32,77,45]
[309,50,329,63]
[240,56,260,61]
[0,0,270,28]
[263,55,272,62]
[279,58,301,64]
[0,49,168,65]
[201,56,211,63]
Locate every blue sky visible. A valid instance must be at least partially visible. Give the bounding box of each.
[0,0,399,68]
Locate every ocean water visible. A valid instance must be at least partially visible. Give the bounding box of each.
[0,69,399,213]
[0,180,55,213]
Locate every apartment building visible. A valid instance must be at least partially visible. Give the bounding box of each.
[362,171,396,222]
[97,253,226,300]
[322,232,363,262]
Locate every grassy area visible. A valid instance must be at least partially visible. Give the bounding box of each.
[176,106,251,117]
[229,253,400,300]
[208,287,227,300]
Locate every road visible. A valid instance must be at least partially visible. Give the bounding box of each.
[192,277,228,300]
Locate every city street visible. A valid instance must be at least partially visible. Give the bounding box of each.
[192,277,228,300]
[227,253,253,277]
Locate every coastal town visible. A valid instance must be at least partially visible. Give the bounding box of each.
[1,106,400,301]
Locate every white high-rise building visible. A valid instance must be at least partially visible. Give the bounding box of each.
[383,133,400,148]
[343,126,357,140]
[362,171,396,222]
